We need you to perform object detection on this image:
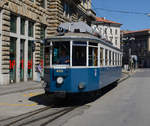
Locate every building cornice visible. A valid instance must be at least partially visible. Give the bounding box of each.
[92,21,122,27]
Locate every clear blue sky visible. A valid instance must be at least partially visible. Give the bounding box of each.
[92,0,150,31]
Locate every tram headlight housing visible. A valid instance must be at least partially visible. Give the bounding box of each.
[78,83,85,90]
[56,77,64,85]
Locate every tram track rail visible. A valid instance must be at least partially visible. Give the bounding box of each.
[0,87,42,96]
[0,105,79,126]
[0,106,51,122]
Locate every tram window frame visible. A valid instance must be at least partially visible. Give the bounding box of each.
[113,52,115,66]
[118,53,120,66]
[109,50,111,66]
[88,42,98,66]
[118,53,119,66]
[72,41,87,67]
[116,53,118,66]
[120,54,122,66]
[114,53,116,66]
[115,53,117,66]
[100,47,104,66]
[52,41,70,66]
[112,52,115,66]
[105,49,108,66]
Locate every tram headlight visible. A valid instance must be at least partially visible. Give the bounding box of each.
[78,83,85,90]
[56,77,64,85]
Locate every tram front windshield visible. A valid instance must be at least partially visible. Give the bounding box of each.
[52,42,70,65]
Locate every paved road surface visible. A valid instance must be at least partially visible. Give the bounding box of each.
[63,69,150,126]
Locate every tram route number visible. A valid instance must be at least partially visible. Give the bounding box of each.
[56,70,64,73]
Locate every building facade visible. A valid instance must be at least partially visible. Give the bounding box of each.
[0,0,95,85]
[92,17,122,49]
[123,29,150,68]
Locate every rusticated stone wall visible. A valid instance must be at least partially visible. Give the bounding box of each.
[0,0,51,85]
[0,0,94,85]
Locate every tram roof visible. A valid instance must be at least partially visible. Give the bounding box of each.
[45,32,122,52]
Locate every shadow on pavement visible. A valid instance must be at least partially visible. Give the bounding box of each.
[29,83,117,108]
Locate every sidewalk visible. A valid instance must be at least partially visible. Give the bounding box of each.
[0,81,42,96]
[0,69,134,96]
[120,69,139,82]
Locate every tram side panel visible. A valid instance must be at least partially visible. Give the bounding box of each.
[87,68,100,91]
[70,68,88,92]
[44,68,101,93]
[44,67,121,94]
[70,68,100,92]
[100,66,122,88]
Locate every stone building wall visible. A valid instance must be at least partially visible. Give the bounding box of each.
[92,18,122,49]
[0,0,95,85]
[48,0,95,35]
[0,0,50,85]
[123,30,150,68]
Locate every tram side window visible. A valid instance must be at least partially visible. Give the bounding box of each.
[52,42,70,65]
[109,51,111,65]
[120,54,122,66]
[100,48,104,66]
[118,54,120,66]
[118,53,120,66]
[72,43,86,66]
[115,53,117,65]
[105,49,108,66]
[112,52,114,66]
[89,47,98,66]
[116,53,118,66]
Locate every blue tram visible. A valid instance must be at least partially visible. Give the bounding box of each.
[42,22,122,97]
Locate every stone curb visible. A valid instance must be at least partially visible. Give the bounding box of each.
[119,70,138,84]
[118,74,130,83]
